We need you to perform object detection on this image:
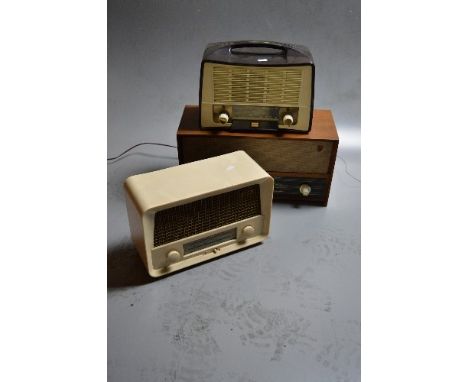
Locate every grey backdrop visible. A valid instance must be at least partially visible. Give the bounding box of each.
[108,1,361,381]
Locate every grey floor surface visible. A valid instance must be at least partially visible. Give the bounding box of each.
[108,1,360,380]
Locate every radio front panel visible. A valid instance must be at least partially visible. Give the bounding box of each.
[272,174,329,203]
[201,63,312,132]
[153,184,261,247]
[200,41,315,133]
[150,215,264,272]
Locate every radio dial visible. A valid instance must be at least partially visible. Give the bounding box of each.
[299,184,311,197]
[218,112,230,124]
[167,250,181,264]
[282,114,294,126]
[242,225,255,237]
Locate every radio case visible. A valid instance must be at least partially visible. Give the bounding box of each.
[178,105,339,205]
[199,41,315,133]
[124,151,273,278]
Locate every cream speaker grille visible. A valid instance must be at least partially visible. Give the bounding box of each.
[212,66,302,106]
[153,184,261,247]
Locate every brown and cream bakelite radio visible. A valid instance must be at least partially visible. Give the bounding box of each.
[199,41,315,133]
[178,106,339,205]
[124,151,273,278]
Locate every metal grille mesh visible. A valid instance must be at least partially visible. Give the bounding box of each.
[213,66,302,106]
[153,184,261,247]
[182,137,333,174]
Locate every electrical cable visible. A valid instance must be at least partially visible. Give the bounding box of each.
[107,142,177,161]
[337,155,361,183]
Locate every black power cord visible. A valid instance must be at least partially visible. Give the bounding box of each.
[107,142,177,161]
[337,155,361,183]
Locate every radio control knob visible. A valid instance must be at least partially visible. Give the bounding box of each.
[242,225,255,236]
[167,250,181,264]
[218,112,230,124]
[299,184,311,196]
[282,114,294,126]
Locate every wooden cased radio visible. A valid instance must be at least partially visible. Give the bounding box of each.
[124,151,274,278]
[178,105,339,205]
[199,41,314,133]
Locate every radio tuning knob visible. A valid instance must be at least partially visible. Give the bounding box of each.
[218,112,230,124]
[299,184,311,197]
[167,250,181,264]
[242,225,255,236]
[282,114,294,126]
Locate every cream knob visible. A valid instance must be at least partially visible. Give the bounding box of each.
[218,112,230,124]
[242,225,255,236]
[167,250,181,264]
[299,184,311,196]
[282,114,294,126]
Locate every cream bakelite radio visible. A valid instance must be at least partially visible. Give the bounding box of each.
[200,41,315,133]
[124,151,273,278]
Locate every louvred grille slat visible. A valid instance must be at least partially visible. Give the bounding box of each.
[213,66,302,106]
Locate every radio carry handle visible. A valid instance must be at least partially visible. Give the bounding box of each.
[228,41,288,56]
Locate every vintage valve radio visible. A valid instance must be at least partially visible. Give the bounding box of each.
[124,151,274,278]
[178,105,339,205]
[199,41,315,133]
